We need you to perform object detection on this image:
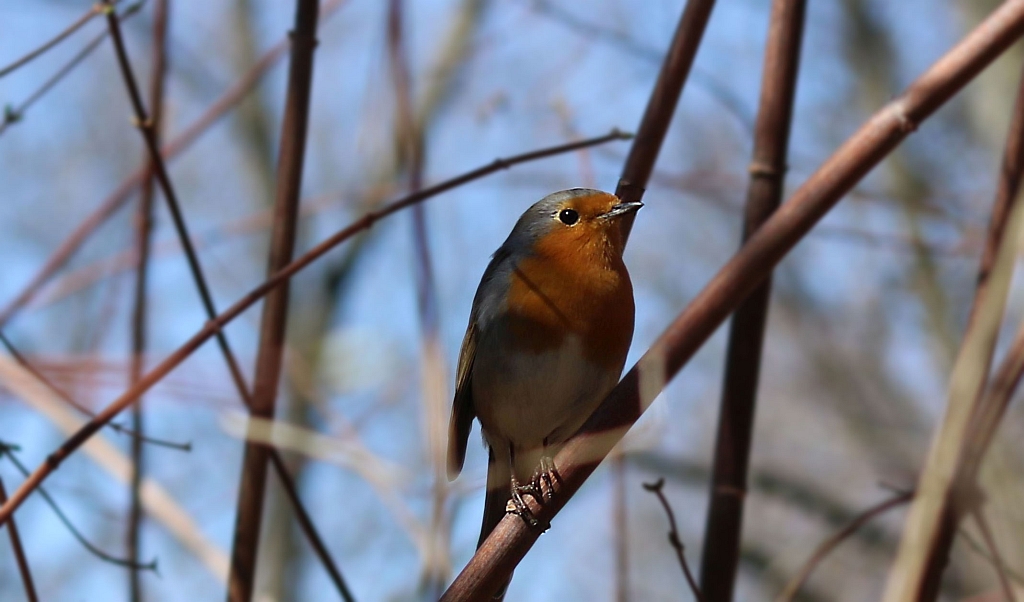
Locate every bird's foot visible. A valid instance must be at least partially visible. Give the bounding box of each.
[531,456,561,501]
[505,476,550,531]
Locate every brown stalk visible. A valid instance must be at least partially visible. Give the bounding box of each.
[0,130,631,528]
[698,1,805,598]
[0,477,38,602]
[101,4,353,599]
[226,1,321,600]
[615,0,716,239]
[0,0,351,330]
[776,490,913,602]
[127,0,169,599]
[883,57,1024,602]
[440,3,1024,599]
[0,2,104,78]
[643,479,704,602]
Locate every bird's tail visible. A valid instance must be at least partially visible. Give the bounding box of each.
[479,448,512,599]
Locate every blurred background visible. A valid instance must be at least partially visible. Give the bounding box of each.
[1,0,1023,600]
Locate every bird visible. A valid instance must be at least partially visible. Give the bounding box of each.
[447,188,640,596]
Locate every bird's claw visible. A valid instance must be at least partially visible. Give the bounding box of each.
[531,456,561,501]
[506,477,550,531]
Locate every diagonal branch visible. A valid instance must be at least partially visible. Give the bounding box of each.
[440,3,1024,599]
[0,476,38,602]
[699,1,805,598]
[0,2,104,79]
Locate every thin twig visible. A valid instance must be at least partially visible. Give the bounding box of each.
[643,479,704,602]
[776,490,913,602]
[699,1,805,599]
[0,3,106,79]
[959,523,1024,587]
[972,508,1017,602]
[0,476,38,602]
[439,4,1024,598]
[0,0,350,329]
[0,2,145,137]
[226,1,330,600]
[127,0,169,598]
[0,130,632,529]
[0,331,190,450]
[0,444,157,572]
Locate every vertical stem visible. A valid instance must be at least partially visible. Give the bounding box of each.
[698,1,805,599]
[0,477,38,602]
[226,2,320,600]
[127,2,169,599]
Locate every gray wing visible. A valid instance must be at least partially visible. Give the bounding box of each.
[446,247,513,481]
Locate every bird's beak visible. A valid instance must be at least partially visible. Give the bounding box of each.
[601,200,644,220]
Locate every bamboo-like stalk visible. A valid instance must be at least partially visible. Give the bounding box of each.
[883,58,1024,602]
[226,1,321,600]
[616,0,716,240]
[0,477,38,602]
[0,0,351,330]
[698,1,805,599]
[439,4,1024,598]
[127,2,169,599]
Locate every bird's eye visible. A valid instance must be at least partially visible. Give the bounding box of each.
[558,208,579,226]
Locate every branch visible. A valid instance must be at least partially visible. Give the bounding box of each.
[226,1,328,600]
[0,3,105,78]
[777,490,913,602]
[883,54,1024,602]
[699,2,805,599]
[643,479,704,602]
[972,509,1016,602]
[440,3,1024,599]
[0,476,37,602]
[615,0,717,241]
[127,0,169,598]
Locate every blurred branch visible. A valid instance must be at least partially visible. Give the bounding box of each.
[0,445,158,571]
[0,476,38,602]
[0,331,190,450]
[227,1,330,600]
[127,2,168,599]
[616,0,717,242]
[440,4,1024,598]
[777,490,913,602]
[0,129,632,529]
[972,509,1017,602]
[0,2,107,79]
[699,2,805,599]
[0,0,351,330]
[0,355,229,582]
[883,57,1024,602]
[642,478,704,602]
[0,2,144,137]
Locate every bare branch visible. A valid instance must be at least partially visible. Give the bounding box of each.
[0,476,38,602]
[643,479,704,602]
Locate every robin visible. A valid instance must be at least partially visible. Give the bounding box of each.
[447,188,640,596]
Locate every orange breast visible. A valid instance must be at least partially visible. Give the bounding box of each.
[504,226,635,370]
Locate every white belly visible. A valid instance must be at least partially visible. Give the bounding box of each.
[471,334,617,451]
